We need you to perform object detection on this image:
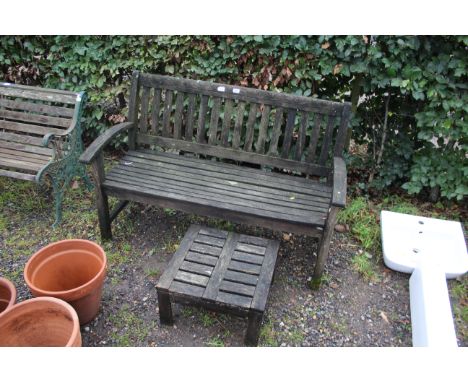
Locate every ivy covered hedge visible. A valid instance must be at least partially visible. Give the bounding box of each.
[1,36,466,201]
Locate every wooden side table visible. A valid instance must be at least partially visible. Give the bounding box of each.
[156,224,280,346]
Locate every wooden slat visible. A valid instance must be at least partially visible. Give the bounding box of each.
[138,86,150,134]
[139,73,344,116]
[232,101,245,149]
[0,84,78,104]
[208,97,221,145]
[127,71,140,150]
[243,104,258,151]
[267,107,284,156]
[156,224,200,290]
[281,109,296,158]
[235,243,266,255]
[224,270,258,286]
[307,114,323,162]
[179,261,214,277]
[0,157,43,172]
[196,95,209,143]
[216,291,251,309]
[185,252,219,266]
[231,251,264,265]
[190,242,222,257]
[203,232,238,300]
[161,90,173,137]
[0,132,44,146]
[0,120,63,136]
[174,270,209,287]
[319,115,336,166]
[199,227,228,239]
[173,92,184,139]
[251,240,280,311]
[185,93,196,140]
[0,168,36,181]
[219,280,255,297]
[0,140,52,156]
[220,99,233,147]
[138,134,331,177]
[0,109,70,128]
[238,235,270,247]
[169,280,205,298]
[334,103,351,156]
[295,111,308,161]
[228,260,261,275]
[0,147,50,163]
[150,88,161,134]
[0,98,74,118]
[194,234,226,247]
[255,105,271,154]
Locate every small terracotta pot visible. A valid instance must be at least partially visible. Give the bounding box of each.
[0,277,17,315]
[0,296,81,347]
[24,239,107,325]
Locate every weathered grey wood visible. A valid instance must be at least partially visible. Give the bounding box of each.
[238,235,270,247]
[157,290,173,324]
[0,157,42,172]
[231,251,264,265]
[203,232,238,300]
[224,270,258,286]
[295,111,308,161]
[208,97,221,145]
[0,83,78,104]
[334,103,352,156]
[0,140,52,156]
[127,71,140,150]
[138,86,150,134]
[139,73,344,115]
[0,168,36,181]
[219,280,255,297]
[281,109,297,159]
[0,109,70,128]
[228,260,261,275]
[306,114,323,162]
[196,95,209,143]
[161,90,174,138]
[191,242,222,257]
[0,120,63,136]
[216,291,252,309]
[150,88,161,134]
[185,93,196,140]
[0,147,50,164]
[179,260,214,277]
[245,310,263,346]
[173,92,184,139]
[220,99,233,147]
[174,270,209,287]
[199,226,228,239]
[243,104,258,151]
[319,115,336,166]
[0,132,44,146]
[169,280,205,298]
[185,252,219,266]
[0,98,74,118]
[91,152,112,240]
[331,156,347,207]
[267,108,284,156]
[232,101,246,149]
[194,234,226,247]
[255,105,271,154]
[137,134,330,177]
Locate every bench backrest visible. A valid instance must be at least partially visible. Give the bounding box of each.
[129,72,351,177]
[0,83,83,146]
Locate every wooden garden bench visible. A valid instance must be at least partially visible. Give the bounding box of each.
[0,82,89,225]
[80,71,351,285]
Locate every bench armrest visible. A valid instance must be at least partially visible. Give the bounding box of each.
[331,156,347,208]
[79,122,135,164]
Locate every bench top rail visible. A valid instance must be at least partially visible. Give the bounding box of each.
[130,72,351,176]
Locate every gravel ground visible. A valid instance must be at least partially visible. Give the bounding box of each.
[1,178,466,347]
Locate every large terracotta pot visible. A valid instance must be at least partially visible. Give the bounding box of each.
[0,296,81,346]
[0,277,16,315]
[24,239,107,325]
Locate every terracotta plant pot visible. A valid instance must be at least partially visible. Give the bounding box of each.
[0,277,16,315]
[24,239,107,325]
[0,296,81,346]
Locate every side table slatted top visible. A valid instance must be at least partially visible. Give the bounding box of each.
[156,224,280,345]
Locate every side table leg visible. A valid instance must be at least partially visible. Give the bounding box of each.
[157,290,174,325]
[245,310,263,346]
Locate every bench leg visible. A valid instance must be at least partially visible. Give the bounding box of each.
[91,153,112,240]
[245,310,263,346]
[157,290,174,325]
[311,206,339,289]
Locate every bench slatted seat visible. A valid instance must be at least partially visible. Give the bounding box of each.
[80,71,351,286]
[0,82,89,225]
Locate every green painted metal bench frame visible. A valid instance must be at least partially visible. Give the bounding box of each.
[0,82,90,226]
[80,71,351,286]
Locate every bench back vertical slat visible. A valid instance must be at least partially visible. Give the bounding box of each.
[133,73,351,176]
[138,86,150,134]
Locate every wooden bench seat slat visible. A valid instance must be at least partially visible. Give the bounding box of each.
[223,270,259,286]
[179,261,214,277]
[0,99,75,118]
[185,252,219,266]
[0,157,44,172]
[238,235,270,247]
[0,120,64,136]
[0,168,36,181]
[0,140,53,156]
[231,251,264,265]
[174,270,210,287]
[219,280,256,298]
[0,132,44,146]
[0,85,78,104]
[0,147,51,163]
[194,234,226,247]
[235,243,266,256]
[170,280,205,298]
[228,260,262,275]
[0,109,70,128]
[215,291,252,309]
[190,242,222,257]
[198,227,229,239]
